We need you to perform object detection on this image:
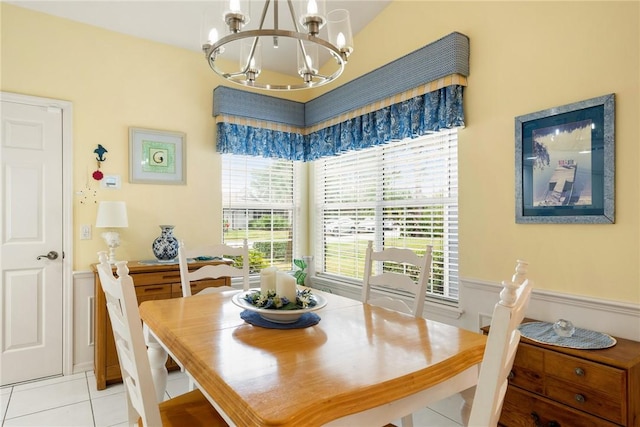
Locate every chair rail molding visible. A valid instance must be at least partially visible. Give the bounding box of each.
[460,277,640,341]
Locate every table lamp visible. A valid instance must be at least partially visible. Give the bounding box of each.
[95,201,129,264]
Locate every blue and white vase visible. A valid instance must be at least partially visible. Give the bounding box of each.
[152,225,179,261]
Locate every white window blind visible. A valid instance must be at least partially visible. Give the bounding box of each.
[314,129,459,301]
[221,154,297,272]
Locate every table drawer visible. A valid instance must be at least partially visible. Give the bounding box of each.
[500,386,619,427]
[510,343,544,394]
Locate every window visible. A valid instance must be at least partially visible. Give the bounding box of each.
[221,154,298,272]
[314,129,459,301]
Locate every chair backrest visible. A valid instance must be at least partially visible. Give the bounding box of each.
[361,240,433,317]
[95,251,162,426]
[468,260,533,427]
[178,238,250,297]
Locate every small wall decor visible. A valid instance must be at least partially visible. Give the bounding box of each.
[515,94,615,224]
[129,127,186,185]
[92,144,107,181]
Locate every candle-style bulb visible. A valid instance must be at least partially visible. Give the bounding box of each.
[306,0,318,14]
[208,28,219,44]
[229,0,241,12]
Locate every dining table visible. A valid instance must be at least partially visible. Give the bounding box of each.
[139,288,486,426]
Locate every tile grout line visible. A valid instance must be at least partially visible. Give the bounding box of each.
[1,387,13,427]
[84,372,98,427]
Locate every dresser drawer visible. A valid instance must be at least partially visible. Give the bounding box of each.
[131,270,181,286]
[510,343,544,394]
[134,284,172,300]
[171,278,228,296]
[544,376,624,424]
[500,385,619,427]
[544,351,625,394]
[543,351,626,423]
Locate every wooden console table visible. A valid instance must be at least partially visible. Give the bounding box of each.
[483,320,640,426]
[92,259,231,390]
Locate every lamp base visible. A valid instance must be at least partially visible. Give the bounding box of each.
[101,231,121,264]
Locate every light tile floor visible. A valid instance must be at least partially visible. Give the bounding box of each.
[1,370,464,426]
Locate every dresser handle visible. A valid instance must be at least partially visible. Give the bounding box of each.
[508,370,515,380]
[530,412,543,427]
[548,421,560,427]
[574,367,585,376]
[575,394,586,403]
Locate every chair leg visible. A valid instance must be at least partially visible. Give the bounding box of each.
[400,414,414,427]
[459,387,475,426]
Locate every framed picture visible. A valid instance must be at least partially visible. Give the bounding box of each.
[515,94,614,224]
[129,127,186,185]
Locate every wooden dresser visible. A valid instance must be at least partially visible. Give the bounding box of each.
[483,320,640,426]
[92,259,231,390]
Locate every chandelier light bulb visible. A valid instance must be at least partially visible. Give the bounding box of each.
[306,0,318,14]
[336,32,345,49]
[208,28,219,44]
[229,0,241,12]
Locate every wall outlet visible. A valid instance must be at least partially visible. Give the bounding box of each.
[80,224,92,240]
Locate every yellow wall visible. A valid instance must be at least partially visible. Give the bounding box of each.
[2,2,638,303]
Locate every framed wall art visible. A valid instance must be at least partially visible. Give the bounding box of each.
[515,94,614,224]
[129,127,186,185]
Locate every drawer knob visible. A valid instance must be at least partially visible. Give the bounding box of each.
[574,367,585,376]
[530,412,542,427]
[548,421,560,427]
[508,370,515,380]
[575,394,586,403]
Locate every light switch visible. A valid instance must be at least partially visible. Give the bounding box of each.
[80,224,92,240]
[101,175,121,189]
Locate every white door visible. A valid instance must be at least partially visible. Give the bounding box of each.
[0,95,67,385]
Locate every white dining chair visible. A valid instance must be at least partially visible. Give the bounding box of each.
[362,241,433,427]
[462,259,532,427]
[362,240,433,318]
[95,252,228,427]
[178,239,250,297]
[378,260,532,427]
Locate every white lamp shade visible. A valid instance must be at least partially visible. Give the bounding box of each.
[96,201,129,228]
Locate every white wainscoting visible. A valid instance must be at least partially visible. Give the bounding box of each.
[459,278,640,342]
[312,275,640,342]
[72,270,94,373]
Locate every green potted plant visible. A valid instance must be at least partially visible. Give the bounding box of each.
[293,258,307,286]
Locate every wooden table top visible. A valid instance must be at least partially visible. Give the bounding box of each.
[139,289,486,426]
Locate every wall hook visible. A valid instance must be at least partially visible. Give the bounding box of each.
[94,144,108,162]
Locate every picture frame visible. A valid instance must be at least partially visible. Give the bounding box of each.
[129,127,186,185]
[515,94,615,224]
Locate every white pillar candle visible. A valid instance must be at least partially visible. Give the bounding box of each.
[276,271,297,302]
[260,266,277,293]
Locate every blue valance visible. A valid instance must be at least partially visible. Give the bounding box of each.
[216,84,465,161]
[217,123,307,161]
[305,85,464,161]
[214,32,469,162]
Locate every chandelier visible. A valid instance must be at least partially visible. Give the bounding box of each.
[202,0,354,90]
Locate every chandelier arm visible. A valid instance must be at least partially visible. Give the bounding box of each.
[286,0,302,33]
[258,0,270,30]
